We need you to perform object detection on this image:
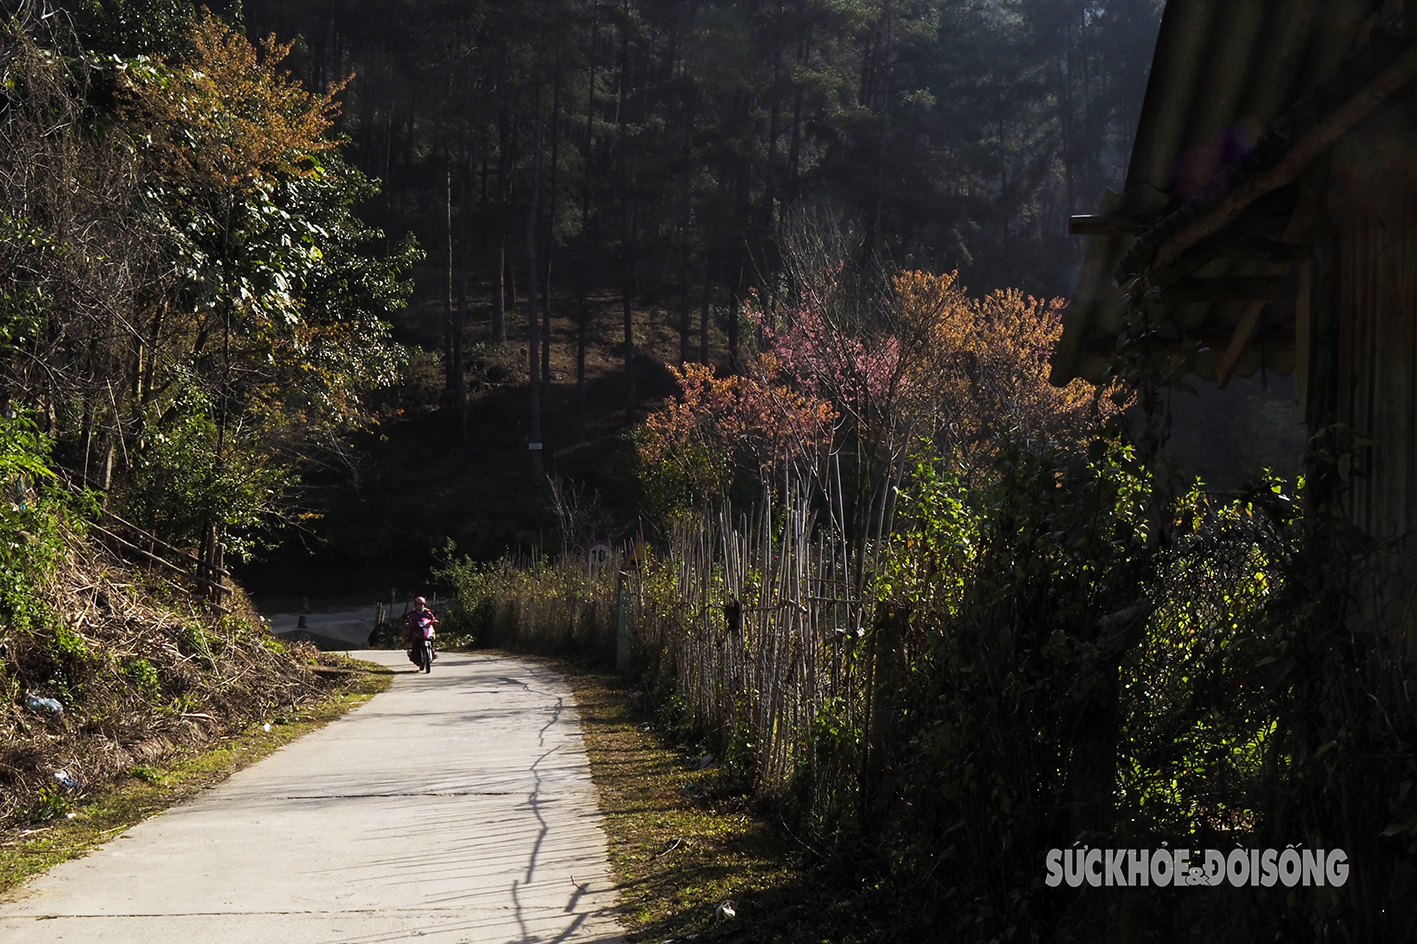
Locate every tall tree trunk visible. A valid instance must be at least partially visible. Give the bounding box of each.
[80,395,96,484]
[868,0,894,249]
[619,0,636,424]
[576,294,589,441]
[727,279,740,373]
[455,145,471,441]
[543,40,563,388]
[526,61,547,483]
[493,237,507,343]
[699,260,712,364]
[142,310,161,405]
[384,107,394,184]
[444,154,456,406]
[576,4,599,444]
[494,106,518,344]
[678,265,691,365]
[677,87,693,366]
[622,218,636,424]
[765,43,781,232]
[788,36,809,199]
[506,249,518,314]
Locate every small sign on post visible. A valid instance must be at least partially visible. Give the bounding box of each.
[624,535,646,573]
[587,539,613,577]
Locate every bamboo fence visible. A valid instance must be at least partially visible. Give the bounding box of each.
[631,485,875,811]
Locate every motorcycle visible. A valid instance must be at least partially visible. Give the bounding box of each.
[407,612,437,673]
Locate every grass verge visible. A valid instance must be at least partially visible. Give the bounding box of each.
[556,661,898,943]
[0,657,392,895]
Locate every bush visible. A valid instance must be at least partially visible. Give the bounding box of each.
[0,413,62,632]
[122,395,291,561]
[435,547,620,663]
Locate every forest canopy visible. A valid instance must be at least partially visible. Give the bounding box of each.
[0,2,416,558]
[224,0,1165,436]
[236,0,1164,300]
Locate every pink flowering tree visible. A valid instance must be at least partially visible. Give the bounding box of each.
[637,213,1111,536]
[743,260,1107,543]
[634,362,836,519]
[743,265,928,545]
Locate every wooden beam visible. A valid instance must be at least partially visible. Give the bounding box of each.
[1160,276,1293,303]
[1215,192,1316,389]
[100,508,232,578]
[1216,301,1269,389]
[1149,186,1302,284]
[1210,237,1313,264]
[1069,214,1156,235]
[90,522,232,596]
[1153,38,1417,269]
[55,469,234,578]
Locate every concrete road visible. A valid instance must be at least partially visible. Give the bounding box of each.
[268,606,383,650]
[0,651,626,943]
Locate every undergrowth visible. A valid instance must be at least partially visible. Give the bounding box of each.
[558,660,911,943]
[439,433,1417,941]
[0,413,360,832]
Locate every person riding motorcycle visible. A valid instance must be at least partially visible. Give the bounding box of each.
[404,596,438,665]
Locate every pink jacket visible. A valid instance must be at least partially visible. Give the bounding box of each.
[404,609,437,640]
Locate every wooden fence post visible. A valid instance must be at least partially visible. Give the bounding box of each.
[616,569,631,672]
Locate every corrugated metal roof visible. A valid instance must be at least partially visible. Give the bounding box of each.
[1052,0,1395,385]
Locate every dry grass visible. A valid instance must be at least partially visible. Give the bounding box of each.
[555,660,904,944]
[0,523,371,831]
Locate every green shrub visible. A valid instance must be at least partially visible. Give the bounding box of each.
[129,766,165,785]
[435,545,618,661]
[122,393,292,561]
[123,657,161,698]
[0,413,61,633]
[24,784,70,822]
[178,624,216,670]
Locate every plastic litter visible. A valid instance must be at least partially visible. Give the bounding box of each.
[715,900,736,921]
[23,692,62,716]
[262,723,272,732]
[53,770,83,792]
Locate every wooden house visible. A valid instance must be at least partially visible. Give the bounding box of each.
[1055,0,1417,562]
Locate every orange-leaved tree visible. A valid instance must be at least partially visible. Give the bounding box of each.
[635,362,835,519]
[124,15,346,194]
[110,12,413,557]
[893,270,1104,460]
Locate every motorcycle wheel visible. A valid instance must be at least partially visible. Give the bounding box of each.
[420,640,433,673]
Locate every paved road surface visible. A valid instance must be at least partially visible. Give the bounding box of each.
[268,606,383,650]
[0,651,625,943]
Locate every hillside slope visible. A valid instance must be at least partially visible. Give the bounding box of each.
[1,516,344,829]
[236,278,703,603]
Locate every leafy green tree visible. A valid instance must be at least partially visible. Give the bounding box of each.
[109,12,415,549]
[0,6,412,556]
[71,0,201,56]
[124,394,290,559]
[0,412,62,631]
